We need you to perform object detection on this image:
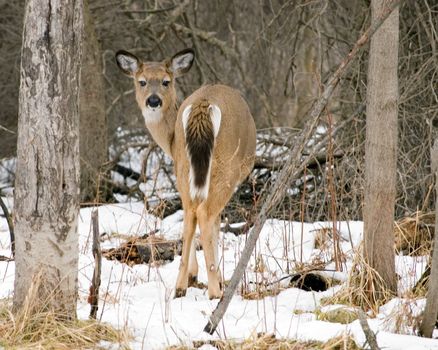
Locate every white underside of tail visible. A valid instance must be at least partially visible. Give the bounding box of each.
[182,104,221,201]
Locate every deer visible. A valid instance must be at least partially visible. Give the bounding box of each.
[115,48,256,299]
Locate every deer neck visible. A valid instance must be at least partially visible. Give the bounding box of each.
[144,102,178,158]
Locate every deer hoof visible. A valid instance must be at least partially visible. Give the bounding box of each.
[208,290,222,300]
[175,288,187,298]
[188,274,198,287]
[208,294,222,300]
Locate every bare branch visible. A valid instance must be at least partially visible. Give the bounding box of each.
[358,311,380,350]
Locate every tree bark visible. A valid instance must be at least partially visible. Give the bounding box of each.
[419,139,438,337]
[79,0,107,203]
[363,0,399,298]
[13,0,83,317]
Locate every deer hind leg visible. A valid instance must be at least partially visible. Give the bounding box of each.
[212,216,223,289]
[175,209,197,298]
[197,204,222,299]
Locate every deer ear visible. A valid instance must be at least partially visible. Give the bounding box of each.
[168,48,195,77]
[115,50,140,76]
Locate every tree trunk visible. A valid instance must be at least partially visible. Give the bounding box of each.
[363,0,399,299]
[419,139,438,337]
[79,0,107,204]
[13,0,83,317]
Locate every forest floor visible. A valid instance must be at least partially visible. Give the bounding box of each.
[1,196,438,349]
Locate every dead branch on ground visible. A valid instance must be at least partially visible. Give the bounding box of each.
[88,210,102,319]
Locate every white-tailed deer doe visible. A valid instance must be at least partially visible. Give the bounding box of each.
[115,48,256,299]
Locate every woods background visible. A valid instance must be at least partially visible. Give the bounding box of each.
[0,0,437,221]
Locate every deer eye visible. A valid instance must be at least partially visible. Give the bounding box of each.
[139,80,147,87]
[162,79,170,87]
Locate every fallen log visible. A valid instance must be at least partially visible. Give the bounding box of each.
[102,234,183,265]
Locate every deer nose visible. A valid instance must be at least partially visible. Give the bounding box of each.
[146,94,162,108]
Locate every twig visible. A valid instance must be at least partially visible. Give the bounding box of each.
[105,89,134,115]
[165,0,191,23]
[0,255,13,262]
[254,150,344,171]
[172,23,239,61]
[203,0,403,334]
[0,191,14,257]
[358,311,380,350]
[89,209,102,319]
[104,141,152,171]
[326,108,343,271]
[119,5,177,14]
[0,124,15,134]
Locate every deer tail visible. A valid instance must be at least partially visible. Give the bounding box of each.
[182,99,221,200]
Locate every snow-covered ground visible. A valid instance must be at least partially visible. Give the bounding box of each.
[1,196,437,349]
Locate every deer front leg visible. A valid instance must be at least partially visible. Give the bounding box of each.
[175,209,197,298]
[188,237,199,286]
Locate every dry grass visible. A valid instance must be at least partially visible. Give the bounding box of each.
[314,227,334,251]
[321,211,434,308]
[169,332,359,349]
[381,298,424,335]
[328,211,436,311]
[0,272,131,350]
[241,287,283,300]
[0,302,130,349]
[316,308,359,324]
[321,244,393,314]
[394,211,434,256]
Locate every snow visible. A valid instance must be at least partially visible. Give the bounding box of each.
[1,197,437,349]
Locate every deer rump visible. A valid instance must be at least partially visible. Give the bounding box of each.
[182,99,221,201]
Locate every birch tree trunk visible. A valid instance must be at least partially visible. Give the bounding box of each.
[13,0,83,317]
[363,0,399,298]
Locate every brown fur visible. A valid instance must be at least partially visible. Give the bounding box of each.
[173,85,256,299]
[185,99,214,189]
